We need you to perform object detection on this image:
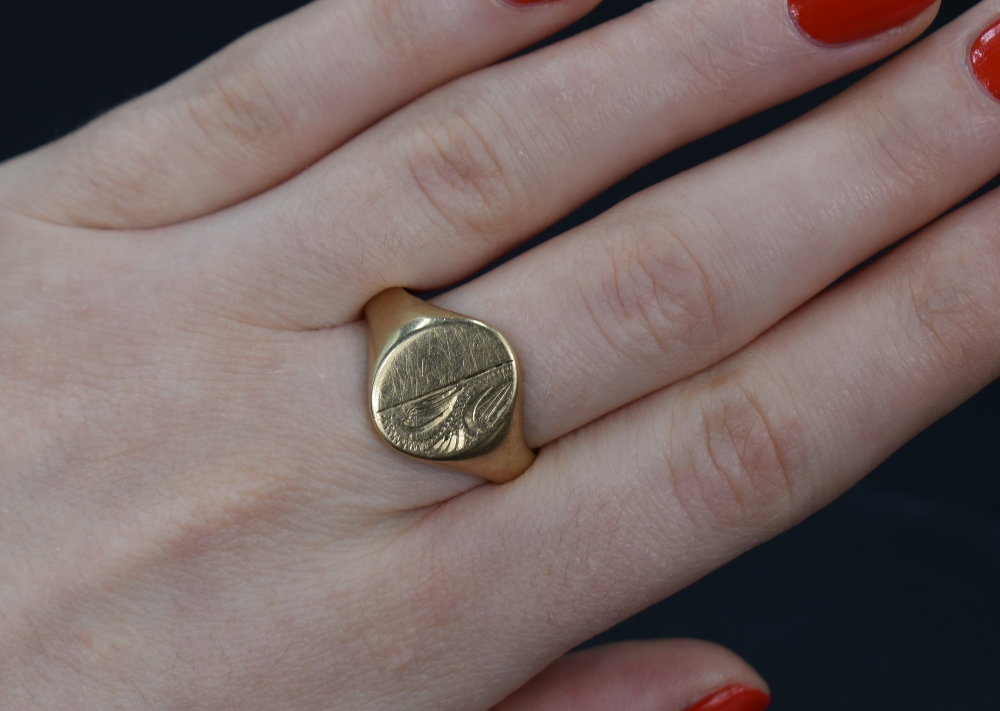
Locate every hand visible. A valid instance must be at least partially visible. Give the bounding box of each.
[2,0,999,708]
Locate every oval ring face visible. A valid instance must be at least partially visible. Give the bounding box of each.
[371,318,517,461]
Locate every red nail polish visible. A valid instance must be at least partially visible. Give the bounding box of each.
[971,19,1000,101]
[684,685,771,711]
[788,0,936,45]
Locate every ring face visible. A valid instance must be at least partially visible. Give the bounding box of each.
[371,318,517,461]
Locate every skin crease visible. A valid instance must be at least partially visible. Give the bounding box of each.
[2,0,1000,709]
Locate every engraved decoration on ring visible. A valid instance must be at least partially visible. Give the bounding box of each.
[371,318,517,461]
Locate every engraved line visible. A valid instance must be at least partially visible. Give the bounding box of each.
[378,360,513,413]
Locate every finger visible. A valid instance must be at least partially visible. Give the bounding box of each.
[509,172,1000,643]
[408,157,1000,710]
[188,0,939,328]
[493,640,770,711]
[0,0,600,229]
[437,0,1000,447]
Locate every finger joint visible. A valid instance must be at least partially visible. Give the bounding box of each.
[669,374,806,533]
[579,215,727,373]
[184,50,297,168]
[400,94,527,242]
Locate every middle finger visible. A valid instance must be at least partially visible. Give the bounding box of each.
[182,0,938,328]
[442,0,1000,446]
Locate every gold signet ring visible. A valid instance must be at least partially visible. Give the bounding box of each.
[364,288,535,484]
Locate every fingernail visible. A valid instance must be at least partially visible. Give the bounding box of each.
[683,685,771,711]
[971,19,1000,102]
[788,0,936,45]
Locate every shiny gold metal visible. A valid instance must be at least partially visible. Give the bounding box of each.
[364,288,535,484]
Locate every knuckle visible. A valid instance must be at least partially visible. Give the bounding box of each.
[633,1,779,100]
[671,8,744,93]
[401,94,525,238]
[184,51,295,162]
[669,374,806,532]
[851,98,943,194]
[580,215,726,371]
[898,246,997,370]
[366,0,432,66]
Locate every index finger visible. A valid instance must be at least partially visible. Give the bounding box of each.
[0,0,601,229]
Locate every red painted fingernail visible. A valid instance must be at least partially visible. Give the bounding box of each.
[683,685,771,711]
[971,19,1000,102]
[788,0,936,45]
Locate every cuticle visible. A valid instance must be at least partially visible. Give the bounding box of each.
[495,0,560,9]
[783,0,827,48]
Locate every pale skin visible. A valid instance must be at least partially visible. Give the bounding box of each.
[2,0,999,707]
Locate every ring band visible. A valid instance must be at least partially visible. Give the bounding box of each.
[364,288,535,484]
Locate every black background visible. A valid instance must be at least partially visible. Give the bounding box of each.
[1,1,997,708]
